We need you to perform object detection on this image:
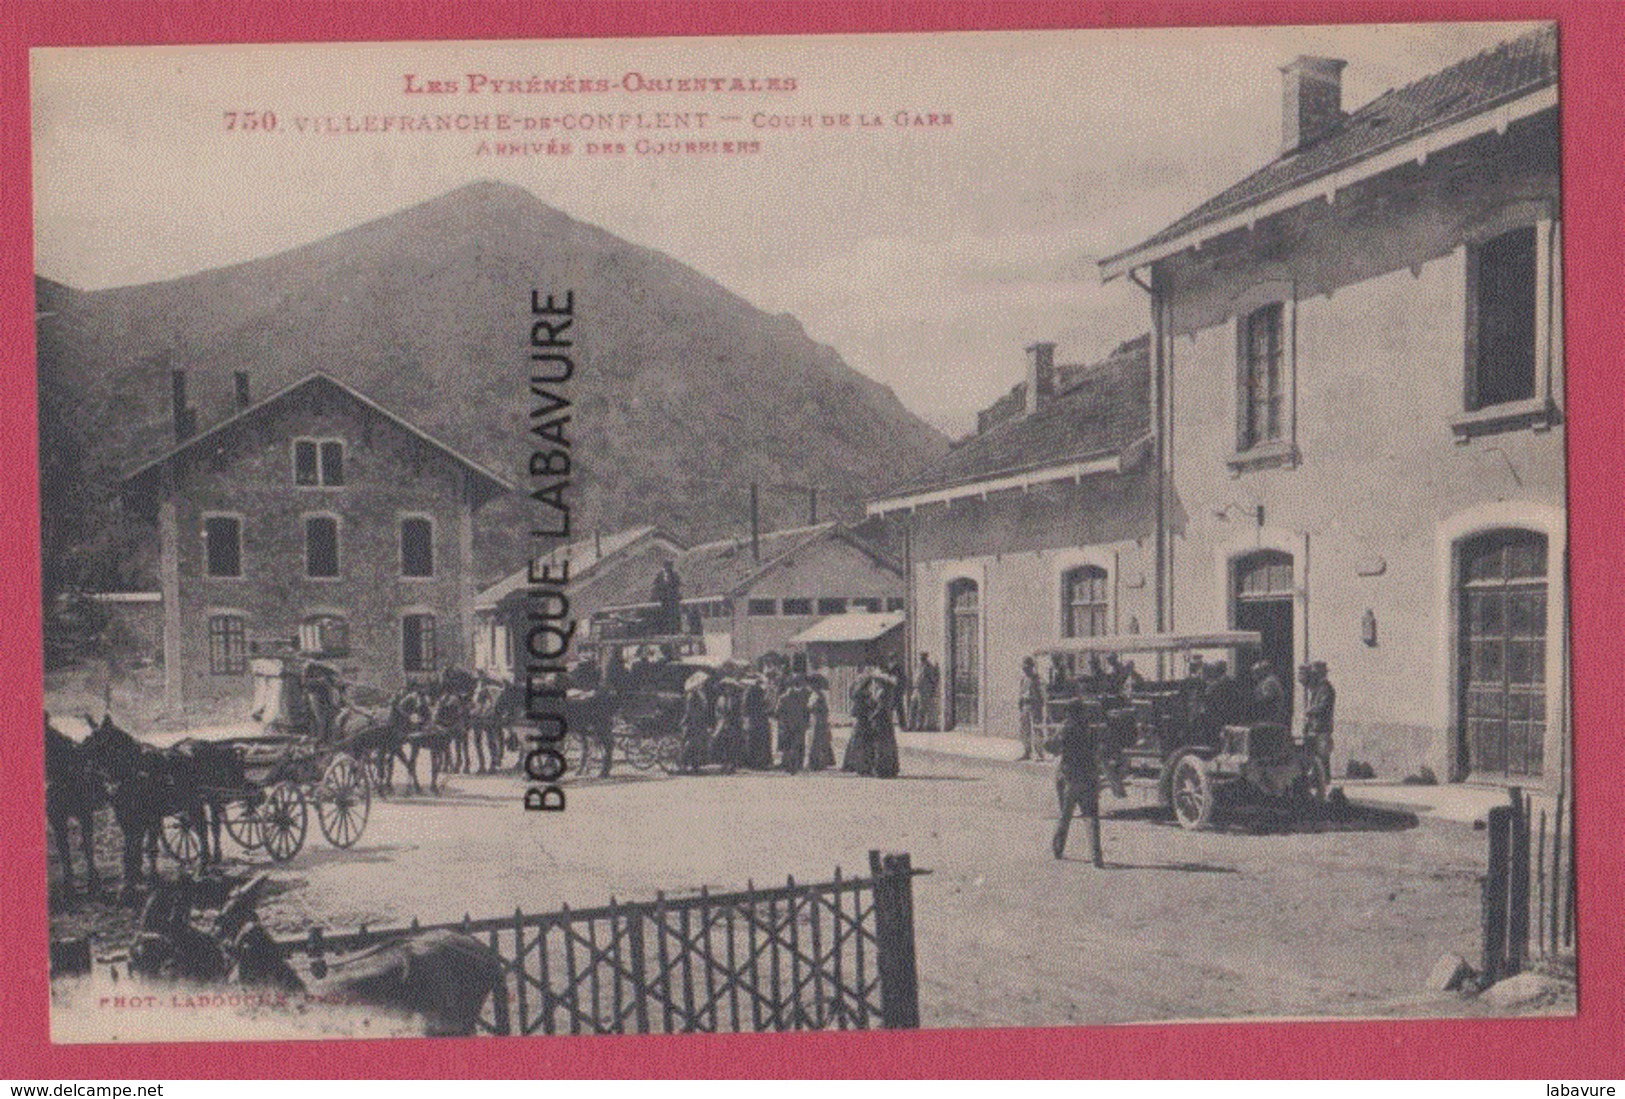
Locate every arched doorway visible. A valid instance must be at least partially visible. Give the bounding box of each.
[946,578,980,730]
[1233,550,1294,708]
[1458,529,1548,778]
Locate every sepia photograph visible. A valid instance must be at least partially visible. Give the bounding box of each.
[30,20,1573,1047]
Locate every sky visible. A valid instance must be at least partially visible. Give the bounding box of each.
[30,21,1540,435]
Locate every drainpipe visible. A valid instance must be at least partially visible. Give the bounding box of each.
[1127,265,1168,670]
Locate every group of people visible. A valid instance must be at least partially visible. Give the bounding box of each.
[570,646,910,779]
[671,657,839,776]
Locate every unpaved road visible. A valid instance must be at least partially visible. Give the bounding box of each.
[111,744,1493,1028]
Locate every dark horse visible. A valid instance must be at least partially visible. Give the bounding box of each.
[469,675,521,774]
[45,714,101,898]
[83,715,242,901]
[133,873,507,1036]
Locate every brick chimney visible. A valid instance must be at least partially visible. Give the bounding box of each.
[170,368,196,442]
[1025,342,1055,416]
[234,371,252,409]
[1280,56,1347,155]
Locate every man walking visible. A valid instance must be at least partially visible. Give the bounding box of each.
[1051,696,1104,866]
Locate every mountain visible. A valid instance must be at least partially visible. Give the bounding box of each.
[36,182,947,593]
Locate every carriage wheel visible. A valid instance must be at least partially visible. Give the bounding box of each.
[222,797,265,851]
[624,732,660,772]
[1169,753,1216,831]
[317,753,371,848]
[160,809,204,867]
[656,734,686,775]
[261,782,308,862]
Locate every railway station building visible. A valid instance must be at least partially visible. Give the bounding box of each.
[1099,27,1564,786]
[866,336,1157,740]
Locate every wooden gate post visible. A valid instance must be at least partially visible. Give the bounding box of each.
[1482,805,1512,986]
[870,850,920,1029]
[1506,788,1530,976]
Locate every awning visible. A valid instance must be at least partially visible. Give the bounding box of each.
[790,612,905,645]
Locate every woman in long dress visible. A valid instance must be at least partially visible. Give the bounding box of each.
[870,674,900,779]
[679,673,712,775]
[806,674,835,771]
[743,677,774,770]
[710,681,746,774]
[843,673,877,774]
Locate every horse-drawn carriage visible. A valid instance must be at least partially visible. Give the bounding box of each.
[567,641,721,774]
[1033,631,1327,830]
[159,657,373,865]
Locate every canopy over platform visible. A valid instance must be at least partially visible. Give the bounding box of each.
[790,612,905,645]
[1032,630,1262,658]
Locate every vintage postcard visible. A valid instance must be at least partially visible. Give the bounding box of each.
[33,21,1573,1045]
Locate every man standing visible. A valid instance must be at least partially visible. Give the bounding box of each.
[1051,696,1104,866]
[1301,661,1337,777]
[775,673,811,774]
[887,657,910,731]
[917,652,941,732]
[1018,656,1046,761]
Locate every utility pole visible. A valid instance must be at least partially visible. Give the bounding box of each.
[749,482,761,562]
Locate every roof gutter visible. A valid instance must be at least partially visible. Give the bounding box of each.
[866,450,1122,517]
[1099,84,1556,282]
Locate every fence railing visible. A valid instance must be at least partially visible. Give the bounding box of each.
[275,850,925,1035]
[1482,786,1573,984]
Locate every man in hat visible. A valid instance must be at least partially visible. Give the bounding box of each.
[1301,661,1336,776]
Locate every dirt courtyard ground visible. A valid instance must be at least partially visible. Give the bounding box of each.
[50,724,1517,1029]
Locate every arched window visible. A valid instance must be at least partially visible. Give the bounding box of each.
[1062,565,1109,638]
[1459,529,1548,778]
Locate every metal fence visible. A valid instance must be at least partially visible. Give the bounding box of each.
[276,850,925,1035]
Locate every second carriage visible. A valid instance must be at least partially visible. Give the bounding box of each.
[160,657,374,865]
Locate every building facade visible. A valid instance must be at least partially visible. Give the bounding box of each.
[122,372,511,720]
[869,337,1156,739]
[1100,28,1564,785]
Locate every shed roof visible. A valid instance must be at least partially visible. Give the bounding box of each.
[474,526,679,610]
[1102,24,1557,274]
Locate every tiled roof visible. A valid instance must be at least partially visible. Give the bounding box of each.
[122,372,513,499]
[882,335,1150,498]
[1111,24,1556,263]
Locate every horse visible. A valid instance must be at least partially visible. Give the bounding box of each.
[468,675,520,774]
[133,873,508,1037]
[396,675,468,796]
[45,713,101,899]
[83,714,235,901]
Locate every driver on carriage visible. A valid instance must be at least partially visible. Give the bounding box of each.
[301,659,344,743]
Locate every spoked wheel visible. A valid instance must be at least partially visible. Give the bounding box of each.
[1169,753,1215,831]
[222,796,265,851]
[160,809,205,867]
[316,753,371,848]
[624,731,660,772]
[657,734,686,774]
[261,782,308,862]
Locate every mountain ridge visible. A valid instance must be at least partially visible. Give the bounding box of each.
[36,181,947,595]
